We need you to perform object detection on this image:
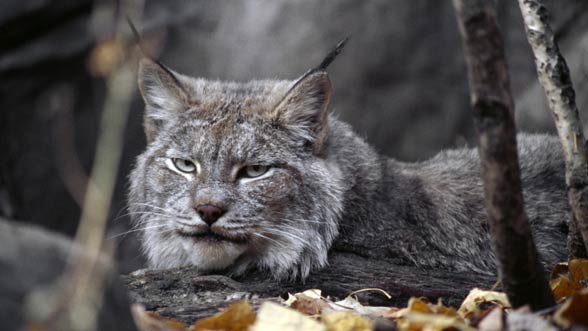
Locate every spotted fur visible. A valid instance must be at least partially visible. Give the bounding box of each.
[129,58,568,280]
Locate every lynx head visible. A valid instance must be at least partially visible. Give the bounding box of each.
[128,54,345,280]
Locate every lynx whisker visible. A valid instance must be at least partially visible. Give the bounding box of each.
[264,227,308,246]
[266,223,307,235]
[129,202,190,216]
[116,210,185,221]
[251,232,289,249]
[109,224,170,239]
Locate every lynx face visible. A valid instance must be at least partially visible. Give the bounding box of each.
[129,59,344,279]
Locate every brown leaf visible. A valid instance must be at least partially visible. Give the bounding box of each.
[131,304,187,331]
[550,262,569,281]
[549,259,588,303]
[396,312,476,331]
[553,288,588,327]
[550,275,581,303]
[191,300,256,331]
[291,293,330,316]
[286,289,330,316]
[568,259,588,285]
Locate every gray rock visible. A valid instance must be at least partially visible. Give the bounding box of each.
[0,218,135,331]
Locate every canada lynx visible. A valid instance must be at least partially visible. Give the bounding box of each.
[129,47,568,280]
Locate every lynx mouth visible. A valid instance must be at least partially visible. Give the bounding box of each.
[177,229,248,244]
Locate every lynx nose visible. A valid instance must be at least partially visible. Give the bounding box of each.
[195,204,225,225]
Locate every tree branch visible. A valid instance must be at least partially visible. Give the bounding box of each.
[517,0,588,259]
[452,0,555,310]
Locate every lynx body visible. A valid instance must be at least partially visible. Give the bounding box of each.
[129,57,568,280]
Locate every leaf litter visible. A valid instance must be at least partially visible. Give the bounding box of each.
[131,259,588,331]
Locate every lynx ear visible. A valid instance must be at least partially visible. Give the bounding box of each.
[138,58,191,141]
[272,70,332,153]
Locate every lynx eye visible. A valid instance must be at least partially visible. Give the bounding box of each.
[171,158,197,173]
[241,165,269,178]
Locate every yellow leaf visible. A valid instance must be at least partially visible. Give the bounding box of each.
[397,312,476,331]
[457,288,509,320]
[322,311,372,331]
[250,302,325,331]
[191,300,255,331]
[407,297,432,314]
[553,288,588,327]
[427,301,458,318]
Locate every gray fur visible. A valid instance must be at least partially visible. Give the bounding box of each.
[129,58,568,280]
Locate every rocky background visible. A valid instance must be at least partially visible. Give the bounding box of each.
[1,0,587,273]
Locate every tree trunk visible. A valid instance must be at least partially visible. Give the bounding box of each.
[452,0,555,310]
[517,0,588,259]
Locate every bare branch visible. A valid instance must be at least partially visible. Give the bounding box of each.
[25,2,145,330]
[517,0,588,258]
[452,0,555,310]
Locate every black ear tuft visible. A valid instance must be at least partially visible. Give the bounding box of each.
[270,38,348,153]
[316,36,350,71]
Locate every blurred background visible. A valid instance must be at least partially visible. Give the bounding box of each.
[1,0,587,273]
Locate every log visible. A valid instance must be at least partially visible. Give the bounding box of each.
[123,251,496,325]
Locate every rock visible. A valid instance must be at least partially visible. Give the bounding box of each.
[0,218,136,331]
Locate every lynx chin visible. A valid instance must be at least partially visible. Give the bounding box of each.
[129,45,568,281]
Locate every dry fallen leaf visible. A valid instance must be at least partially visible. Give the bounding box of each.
[191,300,256,331]
[550,259,588,303]
[328,296,392,317]
[383,297,473,331]
[287,289,330,316]
[321,311,372,331]
[131,304,187,331]
[286,289,391,318]
[457,288,510,320]
[387,297,459,320]
[553,287,588,327]
[396,311,476,331]
[250,301,325,331]
[569,258,588,282]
